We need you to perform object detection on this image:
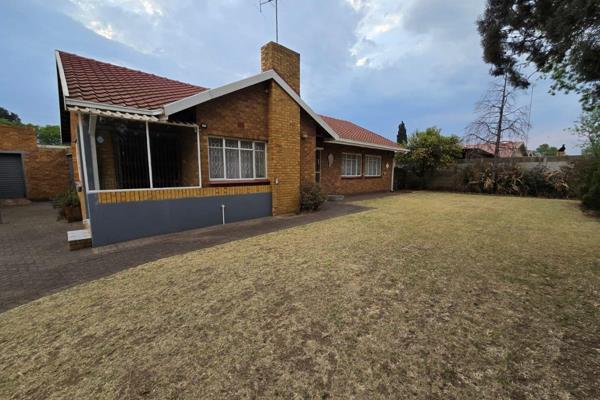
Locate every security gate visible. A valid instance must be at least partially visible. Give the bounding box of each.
[0,153,26,198]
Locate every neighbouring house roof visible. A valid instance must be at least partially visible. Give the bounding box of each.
[463,141,527,158]
[56,51,403,152]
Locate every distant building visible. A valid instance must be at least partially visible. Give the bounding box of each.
[463,141,528,159]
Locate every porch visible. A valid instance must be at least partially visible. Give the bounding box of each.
[74,111,273,247]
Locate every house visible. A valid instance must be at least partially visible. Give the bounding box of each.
[463,141,528,159]
[0,123,71,200]
[56,42,404,246]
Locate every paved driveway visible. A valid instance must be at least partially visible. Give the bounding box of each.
[0,200,370,313]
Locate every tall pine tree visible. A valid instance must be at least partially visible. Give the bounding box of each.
[397,121,407,144]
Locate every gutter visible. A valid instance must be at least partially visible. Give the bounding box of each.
[64,98,163,116]
[324,139,408,153]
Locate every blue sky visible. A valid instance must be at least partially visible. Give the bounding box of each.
[0,0,584,153]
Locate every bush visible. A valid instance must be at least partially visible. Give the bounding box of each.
[461,161,526,195]
[54,189,80,209]
[522,165,574,198]
[579,142,600,210]
[461,161,575,198]
[300,184,326,211]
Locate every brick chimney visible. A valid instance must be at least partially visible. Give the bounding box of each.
[261,41,300,94]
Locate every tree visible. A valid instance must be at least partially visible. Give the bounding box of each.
[466,74,530,155]
[397,121,407,145]
[477,0,600,111]
[397,127,462,187]
[571,107,600,150]
[0,107,22,125]
[36,125,61,145]
[536,143,558,156]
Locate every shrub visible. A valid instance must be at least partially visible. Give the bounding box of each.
[579,142,600,210]
[461,161,575,198]
[300,184,326,211]
[54,189,80,209]
[522,165,574,198]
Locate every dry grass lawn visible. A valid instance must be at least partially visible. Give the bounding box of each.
[1,192,599,399]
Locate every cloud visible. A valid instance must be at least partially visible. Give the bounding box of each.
[63,0,165,53]
[0,0,584,152]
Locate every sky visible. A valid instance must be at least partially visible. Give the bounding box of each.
[0,0,585,153]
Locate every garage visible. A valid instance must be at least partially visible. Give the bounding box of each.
[0,153,26,198]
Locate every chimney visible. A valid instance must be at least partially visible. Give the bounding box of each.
[261,41,300,94]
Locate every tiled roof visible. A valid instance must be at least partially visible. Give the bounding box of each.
[463,141,526,158]
[320,115,400,149]
[57,51,400,150]
[58,51,207,110]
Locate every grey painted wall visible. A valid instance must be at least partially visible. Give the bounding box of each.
[87,192,272,246]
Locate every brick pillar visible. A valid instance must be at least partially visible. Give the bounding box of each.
[267,81,301,215]
[261,41,300,95]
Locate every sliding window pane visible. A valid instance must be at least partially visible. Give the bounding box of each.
[255,150,266,178]
[148,123,198,187]
[94,117,149,189]
[225,148,240,179]
[240,149,253,178]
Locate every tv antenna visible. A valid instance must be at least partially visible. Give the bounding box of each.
[259,0,279,43]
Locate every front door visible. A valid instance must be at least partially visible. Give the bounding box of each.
[315,149,322,183]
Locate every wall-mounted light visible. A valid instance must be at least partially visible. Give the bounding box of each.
[200,123,208,129]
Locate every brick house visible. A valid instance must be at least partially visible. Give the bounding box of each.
[56,42,404,246]
[0,124,71,200]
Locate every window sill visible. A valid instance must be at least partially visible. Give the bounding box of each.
[364,175,382,179]
[209,179,270,185]
[341,176,363,179]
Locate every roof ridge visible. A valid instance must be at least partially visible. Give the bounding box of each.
[57,50,207,90]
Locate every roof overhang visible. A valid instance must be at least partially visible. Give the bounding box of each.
[325,139,407,153]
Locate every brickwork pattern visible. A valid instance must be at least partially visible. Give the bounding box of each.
[300,112,316,187]
[268,81,301,215]
[0,124,71,200]
[196,83,269,187]
[320,143,394,195]
[97,185,271,204]
[261,42,301,94]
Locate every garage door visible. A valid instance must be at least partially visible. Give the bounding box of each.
[0,153,26,198]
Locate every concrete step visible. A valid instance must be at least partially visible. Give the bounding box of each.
[67,229,92,251]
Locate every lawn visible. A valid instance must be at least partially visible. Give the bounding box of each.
[0,192,599,399]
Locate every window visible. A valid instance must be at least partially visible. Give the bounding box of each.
[364,155,382,177]
[315,149,322,183]
[92,117,199,190]
[341,153,361,177]
[208,137,267,180]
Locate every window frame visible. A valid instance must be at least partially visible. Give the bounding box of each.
[208,136,268,181]
[364,154,382,177]
[341,152,362,177]
[84,115,202,193]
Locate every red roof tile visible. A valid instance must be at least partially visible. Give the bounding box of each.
[463,141,526,158]
[58,51,207,110]
[320,115,400,149]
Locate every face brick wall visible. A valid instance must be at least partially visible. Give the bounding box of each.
[300,112,316,187]
[320,143,394,195]
[261,42,301,95]
[267,81,301,214]
[0,123,71,200]
[195,83,270,187]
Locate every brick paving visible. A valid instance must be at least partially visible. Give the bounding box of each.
[0,199,371,313]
